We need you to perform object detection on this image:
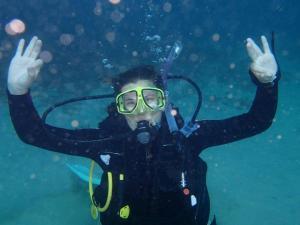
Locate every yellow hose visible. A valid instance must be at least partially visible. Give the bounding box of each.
[89,160,113,215]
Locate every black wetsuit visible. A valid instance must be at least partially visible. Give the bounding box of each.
[7,74,279,225]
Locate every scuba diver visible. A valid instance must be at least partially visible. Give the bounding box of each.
[6,35,280,225]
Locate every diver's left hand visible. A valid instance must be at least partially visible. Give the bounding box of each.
[246,35,278,83]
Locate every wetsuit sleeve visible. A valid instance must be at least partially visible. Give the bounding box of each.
[188,72,279,154]
[7,90,110,159]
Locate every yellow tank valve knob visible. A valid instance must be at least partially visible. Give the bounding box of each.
[119,205,130,219]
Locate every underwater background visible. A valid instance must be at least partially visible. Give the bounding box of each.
[0,0,299,224]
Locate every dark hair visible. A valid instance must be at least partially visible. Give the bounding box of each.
[112,65,164,94]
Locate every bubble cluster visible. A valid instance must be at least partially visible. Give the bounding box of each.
[29,173,36,180]
[5,19,26,36]
[229,63,236,69]
[52,155,61,162]
[49,66,58,75]
[59,33,74,46]
[102,58,113,69]
[105,31,116,43]
[227,93,233,99]
[212,33,220,42]
[39,50,53,63]
[276,134,282,140]
[171,109,178,116]
[189,53,199,62]
[110,10,125,23]
[209,95,216,101]
[132,51,138,57]
[109,0,121,5]
[71,120,79,128]
[163,2,172,13]
[94,2,102,16]
[145,35,161,42]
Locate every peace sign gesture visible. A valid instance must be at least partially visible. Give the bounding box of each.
[7,36,44,95]
[246,35,278,83]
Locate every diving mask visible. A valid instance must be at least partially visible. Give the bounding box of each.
[116,86,165,115]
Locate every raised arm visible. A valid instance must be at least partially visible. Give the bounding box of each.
[7,37,110,159]
[189,35,280,153]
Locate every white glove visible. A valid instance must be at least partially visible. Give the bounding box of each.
[7,36,43,95]
[246,35,278,83]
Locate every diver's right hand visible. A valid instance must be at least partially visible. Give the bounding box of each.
[7,36,43,95]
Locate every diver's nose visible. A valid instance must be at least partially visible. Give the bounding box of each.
[139,105,145,113]
[136,99,147,114]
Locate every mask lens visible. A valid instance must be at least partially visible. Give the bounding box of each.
[142,88,164,110]
[117,90,138,113]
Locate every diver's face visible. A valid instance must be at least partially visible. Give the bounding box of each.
[120,80,163,130]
